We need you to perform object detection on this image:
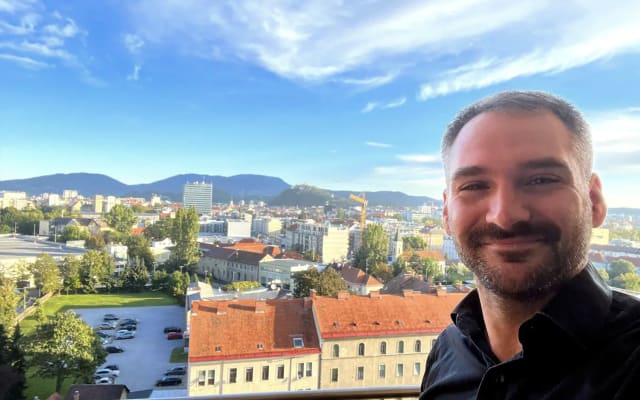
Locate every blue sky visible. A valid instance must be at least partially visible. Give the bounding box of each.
[1,0,639,207]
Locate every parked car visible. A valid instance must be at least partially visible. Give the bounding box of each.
[163,326,182,333]
[96,331,111,339]
[115,331,135,340]
[167,331,183,340]
[95,368,120,377]
[103,364,119,372]
[118,318,138,325]
[104,345,124,353]
[95,377,113,385]
[103,313,118,321]
[118,324,136,332]
[156,376,182,386]
[165,366,186,376]
[95,322,116,330]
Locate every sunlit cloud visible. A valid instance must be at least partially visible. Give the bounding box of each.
[361,97,406,113]
[0,52,48,69]
[127,63,141,81]
[396,153,440,163]
[365,141,392,148]
[124,33,144,54]
[590,108,640,172]
[43,18,79,38]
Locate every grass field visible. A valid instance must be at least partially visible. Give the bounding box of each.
[170,345,188,363]
[22,291,178,399]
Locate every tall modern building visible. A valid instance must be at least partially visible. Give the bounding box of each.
[183,182,213,216]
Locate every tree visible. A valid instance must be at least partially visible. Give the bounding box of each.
[597,268,610,283]
[23,311,106,393]
[612,272,640,291]
[126,235,155,269]
[0,324,25,400]
[608,260,636,281]
[354,224,389,271]
[30,254,62,295]
[151,270,169,291]
[79,250,114,293]
[403,235,427,251]
[85,230,106,250]
[61,255,82,294]
[121,258,150,292]
[0,274,19,331]
[167,270,190,303]
[293,268,348,297]
[170,207,200,267]
[104,204,137,234]
[7,325,26,400]
[144,218,173,241]
[60,225,89,242]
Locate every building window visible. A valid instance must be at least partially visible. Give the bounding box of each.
[293,338,304,348]
[358,342,365,356]
[379,364,386,378]
[397,340,405,354]
[245,367,254,382]
[207,370,215,385]
[262,366,269,380]
[414,362,421,376]
[396,364,404,377]
[415,340,422,352]
[331,368,339,382]
[380,341,387,355]
[306,362,313,377]
[356,366,364,380]
[229,368,237,383]
[333,344,340,358]
[277,365,285,379]
[198,370,205,386]
[297,363,304,379]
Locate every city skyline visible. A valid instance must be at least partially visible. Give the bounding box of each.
[1,1,640,207]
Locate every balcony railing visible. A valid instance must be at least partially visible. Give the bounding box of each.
[169,386,420,400]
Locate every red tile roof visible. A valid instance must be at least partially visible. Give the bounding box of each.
[189,298,320,363]
[339,265,382,286]
[312,291,464,339]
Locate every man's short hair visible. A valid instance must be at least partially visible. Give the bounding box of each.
[441,91,593,184]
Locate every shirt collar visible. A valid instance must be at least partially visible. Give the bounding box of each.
[451,263,612,349]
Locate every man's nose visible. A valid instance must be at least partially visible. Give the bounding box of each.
[485,186,531,229]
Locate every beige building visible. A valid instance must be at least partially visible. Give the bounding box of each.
[591,228,610,245]
[0,191,30,210]
[285,222,349,263]
[188,298,321,396]
[198,241,281,283]
[258,258,317,291]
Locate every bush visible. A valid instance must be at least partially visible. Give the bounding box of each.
[222,281,261,292]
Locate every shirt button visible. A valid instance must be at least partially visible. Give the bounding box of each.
[496,374,505,384]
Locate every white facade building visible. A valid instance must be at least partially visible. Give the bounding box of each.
[183,182,213,216]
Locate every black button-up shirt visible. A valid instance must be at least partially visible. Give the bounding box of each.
[420,264,640,399]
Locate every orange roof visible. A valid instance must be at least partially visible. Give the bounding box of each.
[189,298,320,362]
[339,265,382,286]
[312,291,464,339]
[130,227,145,235]
[401,249,445,262]
[222,240,282,257]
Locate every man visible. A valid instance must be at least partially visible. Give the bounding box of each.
[420,91,640,399]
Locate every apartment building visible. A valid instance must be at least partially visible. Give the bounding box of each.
[285,222,348,263]
[188,298,321,396]
[252,217,282,242]
[186,290,464,396]
[198,241,281,282]
[258,258,317,291]
[183,182,213,216]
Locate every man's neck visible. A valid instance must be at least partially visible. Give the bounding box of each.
[477,286,554,362]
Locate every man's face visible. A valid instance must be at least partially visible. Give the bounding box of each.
[443,110,606,302]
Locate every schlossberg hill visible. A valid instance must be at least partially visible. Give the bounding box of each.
[0,174,440,207]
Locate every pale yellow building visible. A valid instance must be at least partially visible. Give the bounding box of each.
[591,228,610,245]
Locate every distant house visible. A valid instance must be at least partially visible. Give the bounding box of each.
[401,249,446,275]
[338,265,383,295]
[63,384,129,400]
[198,241,281,283]
[38,217,100,237]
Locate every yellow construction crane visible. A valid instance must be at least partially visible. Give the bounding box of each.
[349,193,367,242]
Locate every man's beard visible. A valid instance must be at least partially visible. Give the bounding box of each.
[452,210,591,302]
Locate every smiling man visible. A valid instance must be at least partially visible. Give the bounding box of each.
[420,91,640,399]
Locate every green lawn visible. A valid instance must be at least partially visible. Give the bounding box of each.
[21,291,178,399]
[170,345,188,363]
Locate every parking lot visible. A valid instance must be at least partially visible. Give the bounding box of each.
[73,305,186,392]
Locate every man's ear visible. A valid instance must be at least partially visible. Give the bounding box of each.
[443,189,451,235]
[589,173,607,228]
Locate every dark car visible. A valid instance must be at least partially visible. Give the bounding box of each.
[104,364,119,372]
[156,376,182,386]
[167,331,183,340]
[118,319,138,326]
[96,331,111,339]
[104,345,124,353]
[163,326,182,333]
[103,314,118,321]
[165,366,186,376]
[118,324,137,332]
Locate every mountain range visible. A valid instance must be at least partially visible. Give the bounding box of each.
[0,173,440,207]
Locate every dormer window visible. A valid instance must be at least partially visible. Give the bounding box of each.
[293,338,304,348]
[215,346,222,352]
[257,343,264,350]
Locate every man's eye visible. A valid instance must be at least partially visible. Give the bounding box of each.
[527,176,559,185]
[459,183,487,191]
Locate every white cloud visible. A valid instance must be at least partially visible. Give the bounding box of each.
[361,97,407,113]
[365,141,392,148]
[124,33,144,54]
[397,153,440,163]
[43,18,79,38]
[0,52,48,69]
[340,72,397,88]
[0,13,38,34]
[590,108,640,172]
[127,64,141,81]
[0,0,37,13]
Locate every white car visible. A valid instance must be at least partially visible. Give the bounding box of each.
[95,376,113,385]
[95,368,120,377]
[115,330,135,340]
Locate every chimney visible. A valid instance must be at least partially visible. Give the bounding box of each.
[255,299,265,314]
[309,289,317,299]
[369,290,381,299]
[435,285,447,296]
[73,390,80,400]
[303,296,312,309]
[402,289,415,297]
[217,302,228,315]
[337,290,349,300]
